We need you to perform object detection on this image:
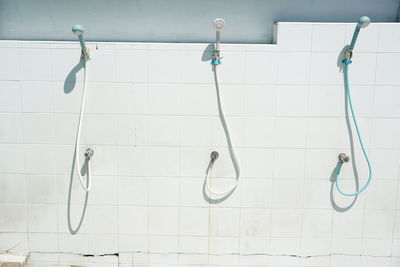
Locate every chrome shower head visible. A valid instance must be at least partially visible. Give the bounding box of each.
[213,18,225,31]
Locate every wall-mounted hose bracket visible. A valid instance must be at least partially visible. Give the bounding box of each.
[343,49,353,60]
[212,48,222,65]
[81,48,90,61]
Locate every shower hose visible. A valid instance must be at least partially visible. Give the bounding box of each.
[335,60,372,196]
[74,60,92,192]
[205,64,241,195]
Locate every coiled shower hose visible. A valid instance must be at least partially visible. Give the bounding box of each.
[74,61,92,192]
[205,65,240,195]
[335,60,372,196]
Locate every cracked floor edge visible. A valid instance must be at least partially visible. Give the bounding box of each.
[26,251,400,259]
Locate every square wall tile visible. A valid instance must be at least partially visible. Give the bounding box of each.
[21,81,53,112]
[349,53,376,85]
[243,84,276,116]
[209,207,240,236]
[218,51,246,84]
[371,118,400,149]
[115,49,148,82]
[0,174,26,203]
[363,210,395,239]
[23,113,54,144]
[245,52,278,84]
[0,204,27,232]
[26,175,57,204]
[0,81,21,112]
[118,177,148,206]
[27,204,58,232]
[378,24,400,52]
[88,49,116,82]
[148,51,180,82]
[240,148,274,178]
[275,118,307,148]
[148,177,179,206]
[310,53,343,85]
[179,207,209,236]
[312,24,346,52]
[240,208,270,238]
[276,23,312,51]
[0,48,20,80]
[0,144,25,173]
[149,207,179,235]
[308,85,343,117]
[119,206,148,235]
[278,53,310,84]
[301,209,332,238]
[273,149,305,179]
[271,209,302,237]
[272,179,304,208]
[332,210,364,239]
[373,86,400,118]
[376,53,400,85]
[0,113,23,143]
[242,117,274,147]
[276,85,308,116]
[19,48,52,81]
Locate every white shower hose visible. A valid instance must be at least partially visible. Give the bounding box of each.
[205,65,240,195]
[74,61,91,192]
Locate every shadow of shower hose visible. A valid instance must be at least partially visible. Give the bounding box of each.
[202,160,235,204]
[329,47,360,212]
[64,57,85,94]
[67,148,90,234]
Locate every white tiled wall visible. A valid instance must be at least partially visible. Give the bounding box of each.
[0,22,400,267]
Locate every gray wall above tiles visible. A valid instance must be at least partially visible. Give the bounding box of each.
[0,0,398,44]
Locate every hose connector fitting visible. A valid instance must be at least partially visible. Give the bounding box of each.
[338,153,350,163]
[84,148,94,160]
[210,151,219,162]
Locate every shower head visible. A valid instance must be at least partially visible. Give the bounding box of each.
[212,18,225,65]
[72,24,84,36]
[345,16,371,60]
[72,24,89,60]
[213,18,225,31]
[358,16,371,28]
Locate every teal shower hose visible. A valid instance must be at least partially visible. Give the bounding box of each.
[335,60,372,196]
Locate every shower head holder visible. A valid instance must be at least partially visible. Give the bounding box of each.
[80,48,90,61]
